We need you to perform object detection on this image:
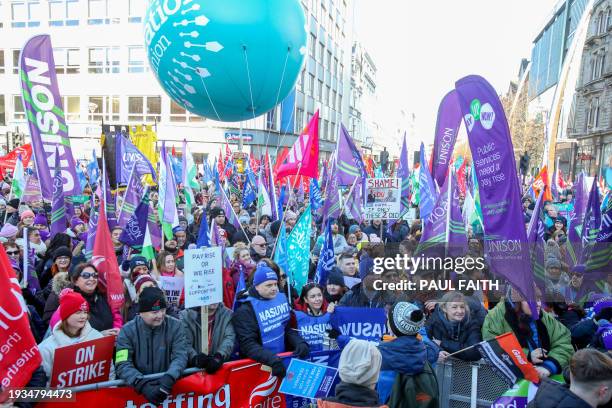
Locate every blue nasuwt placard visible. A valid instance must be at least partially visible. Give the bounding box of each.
[329,306,387,341]
[279,359,338,399]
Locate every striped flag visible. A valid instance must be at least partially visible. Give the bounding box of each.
[477,332,540,386]
[50,148,67,238]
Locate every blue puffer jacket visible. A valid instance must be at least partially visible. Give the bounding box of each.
[378,335,439,375]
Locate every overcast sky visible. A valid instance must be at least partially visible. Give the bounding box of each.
[353,0,561,147]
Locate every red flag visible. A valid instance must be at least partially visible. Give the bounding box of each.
[532,166,552,202]
[276,111,319,180]
[0,245,42,395]
[477,332,540,385]
[92,201,125,311]
[171,146,177,157]
[0,144,33,173]
[557,169,566,189]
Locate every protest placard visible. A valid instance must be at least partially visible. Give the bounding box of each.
[184,247,222,308]
[159,276,184,306]
[50,336,115,388]
[279,359,337,399]
[364,178,401,220]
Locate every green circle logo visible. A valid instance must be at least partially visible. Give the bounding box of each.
[470,99,481,121]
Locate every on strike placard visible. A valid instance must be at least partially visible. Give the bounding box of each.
[184,247,222,309]
[50,336,115,388]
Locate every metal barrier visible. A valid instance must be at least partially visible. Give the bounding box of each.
[435,358,509,408]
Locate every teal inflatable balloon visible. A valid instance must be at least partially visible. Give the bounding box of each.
[144,0,307,122]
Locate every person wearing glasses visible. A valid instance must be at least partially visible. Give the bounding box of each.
[38,288,115,386]
[250,235,271,263]
[44,263,122,336]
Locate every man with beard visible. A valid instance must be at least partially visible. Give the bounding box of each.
[250,235,271,262]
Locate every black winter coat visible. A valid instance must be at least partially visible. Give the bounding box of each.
[425,307,482,361]
[43,286,113,332]
[527,378,591,408]
[232,286,307,367]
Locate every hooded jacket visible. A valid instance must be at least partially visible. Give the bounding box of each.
[378,335,439,375]
[180,304,235,361]
[425,306,482,361]
[232,286,307,367]
[318,382,388,408]
[115,315,188,386]
[527,378,591,408]
[482,300,573,374]
[38,321,114,385]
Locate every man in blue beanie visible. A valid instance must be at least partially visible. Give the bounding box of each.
[232,263,309,378]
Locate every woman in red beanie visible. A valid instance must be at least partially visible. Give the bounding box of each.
[38,288,115,385]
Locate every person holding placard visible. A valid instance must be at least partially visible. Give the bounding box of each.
[115,287,188,405]
[232,263,309,379]
[294,282,335,352]
[180,302,235,373]
[38,288,114,385]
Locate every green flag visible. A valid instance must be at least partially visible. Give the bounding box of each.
[286,206,312,292]
[11,155,26,199]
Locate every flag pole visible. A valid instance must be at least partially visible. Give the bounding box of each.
[270,163,302,257]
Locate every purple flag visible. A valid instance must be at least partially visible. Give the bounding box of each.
[119,188,150,250]
[147,209,162,250]
[397,134,411,213]
[447,174,468,257]
[160,142,178,225]
[115,133,156,184]
[20,35,80,200]
[567,173,589,264]
[585,193,611,275]
[431,90,462,189]
[104,164,117,230]
[336,124,367,186]
[117,163,144,228]
[417,174,449,257]
[455,75,536,308]
[50,148,67,238]
[220,186,243,233]
[526,192,547,287]
[346,180,365,224]
[21,175,42,203]
[579,178,601,265]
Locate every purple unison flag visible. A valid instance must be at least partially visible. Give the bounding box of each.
[50,148,67,238]
[586,193,612,276]
[418,143,438,222]
[20,35,81,200]
[117,163,144,228]
[567,173,589,264]
[447,174,468,257]
[147,209,162,250]
[116,132,156,184]
[431,90,462,189]
[526,192,547,287]
[119,188,150,250]
[416,174,449,257]
[336,124,367,186]
[579,178,601,265]
[455,75,536,307]
[397,134,411,213]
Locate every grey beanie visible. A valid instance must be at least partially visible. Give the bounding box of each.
[545,257,562,269]
[338,339,381,388]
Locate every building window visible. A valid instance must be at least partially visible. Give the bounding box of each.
[170,100,204,122]
[296,108,304,132]
[62,96,80,121]
[325,85,330,105]
[0,51,4,74]
[11,1,42,28]
[317,80,323,102]
[308,74,315,97]
[128,46,147,73]
[587,97,600,128]
[128,96,161,122]
[53,48,80,74]
[297,70,304,93]
[309,34,316,58]
[13,95,25,120]
[0,95,5,126]
[128,0,144,23]
[598,53,606,78]
[318,42,324,63]
[88,47,120,74]
[48,0,79,26]
[12,50,20,74]
[266,107,277,130]
[88,95,119,122]
[87,0,120,25]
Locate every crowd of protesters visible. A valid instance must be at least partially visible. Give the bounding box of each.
[1,166,612,408]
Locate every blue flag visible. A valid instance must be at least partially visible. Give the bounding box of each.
[232,265,246,311]
[329,307,386,341]
[418,142,437,221]
[242,175,257,208]
[76,164,89,191]
[310,178,323,211]
[86,149,100,187]
[278,185,286,222]
[274,221,289,273]
[196,208,210,248]
[315,220,335,286]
